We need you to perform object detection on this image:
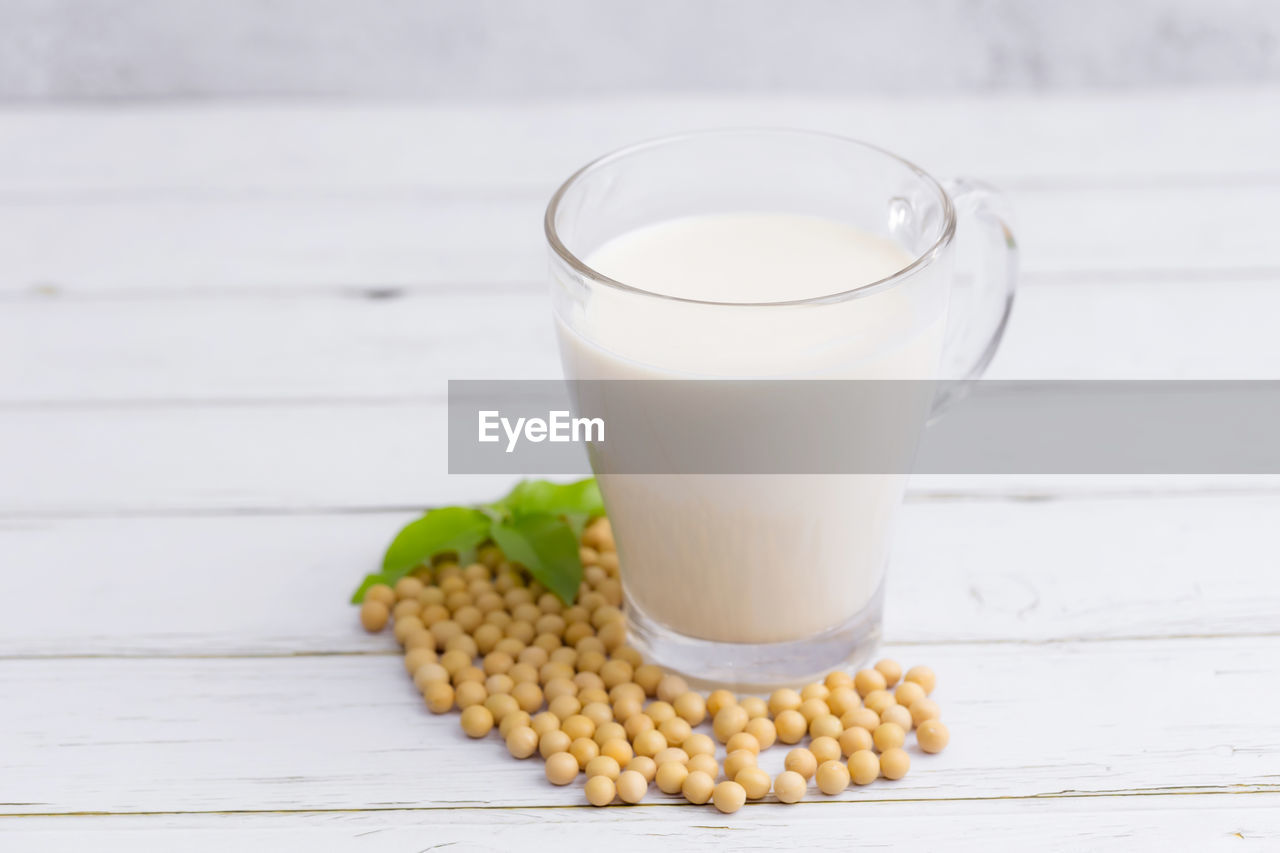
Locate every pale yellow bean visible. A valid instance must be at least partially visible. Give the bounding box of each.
[712,780,747,814]
[816,760,851,795]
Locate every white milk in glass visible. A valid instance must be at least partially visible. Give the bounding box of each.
[556,213,944,645]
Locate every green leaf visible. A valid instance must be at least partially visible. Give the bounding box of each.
[496,478,605,520]
[351,479,606,606]
[383,506,492,575]
[350,507,491,602]
[489,513,584,605]
[349,572,392,604]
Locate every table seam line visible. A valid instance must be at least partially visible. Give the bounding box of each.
[4,630,1280,662]
[2,784,1277,820]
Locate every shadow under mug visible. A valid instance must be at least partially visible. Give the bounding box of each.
[545,129,1017,688]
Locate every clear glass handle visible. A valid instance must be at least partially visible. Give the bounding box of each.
[932,178,1019,415]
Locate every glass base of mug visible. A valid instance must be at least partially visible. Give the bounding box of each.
[623,581,885,692]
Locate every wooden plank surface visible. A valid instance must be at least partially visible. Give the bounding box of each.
[2,184,1279,295]
[3,92,1279,846]
[5,794,1280,852]
[1,91,1277,195]
[0,92,1277,298]
[6,400,1280,517]
[3,638,1278,815]
[5,276,1280,408]
[1,494,1278,657]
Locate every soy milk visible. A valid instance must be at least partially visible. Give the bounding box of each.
[555,214,944,644]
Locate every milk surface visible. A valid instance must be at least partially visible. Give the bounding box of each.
[556,213,944,644]
[587,213,912,303]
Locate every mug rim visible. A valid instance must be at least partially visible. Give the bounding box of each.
[544,128,957,308]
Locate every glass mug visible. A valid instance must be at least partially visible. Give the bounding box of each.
[545,130,1017,688]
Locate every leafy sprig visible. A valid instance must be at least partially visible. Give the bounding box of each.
[350,478,605,605]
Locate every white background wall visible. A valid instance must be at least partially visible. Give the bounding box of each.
[2,0,1279,100]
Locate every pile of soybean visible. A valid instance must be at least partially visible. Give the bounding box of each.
[359,517,949,813]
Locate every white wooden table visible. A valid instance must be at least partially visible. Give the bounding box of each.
[3,90,1280,851]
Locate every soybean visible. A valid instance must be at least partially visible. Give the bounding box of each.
[773,770,806,804]
[712,780,747,814]
[585,774,616,806]
[815,760,851,795]
[917,719,950,754]
[616,769,648,804]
